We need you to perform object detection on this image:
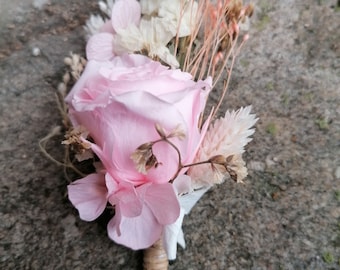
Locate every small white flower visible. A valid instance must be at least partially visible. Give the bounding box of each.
[158,0,198,37]
[139,17,179,67]
[141,0,198,37]
[112,16,180,67]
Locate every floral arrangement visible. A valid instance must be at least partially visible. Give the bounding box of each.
[52,0,257,268]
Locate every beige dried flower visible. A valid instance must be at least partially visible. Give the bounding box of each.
[130,142,161,174]
[167,124,186,140]
[155,123,186,140]
[225,154,248,183]
[62,126,93,161]
[188,106,257,188]
[64,53,87,81]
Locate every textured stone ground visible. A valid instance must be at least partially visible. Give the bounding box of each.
[0,0,339,269]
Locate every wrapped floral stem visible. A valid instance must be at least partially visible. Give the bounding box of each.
[143,239,168,270]
[47,0,258,269]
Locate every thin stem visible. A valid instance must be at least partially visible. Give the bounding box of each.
[163,138,183,183]
[182,159,212,168]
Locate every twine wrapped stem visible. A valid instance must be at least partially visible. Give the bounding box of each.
[143,238,169,270]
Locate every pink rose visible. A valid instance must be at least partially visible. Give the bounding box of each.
[66,53,211,249]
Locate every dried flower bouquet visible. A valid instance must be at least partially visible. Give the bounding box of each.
[45,0,258,268]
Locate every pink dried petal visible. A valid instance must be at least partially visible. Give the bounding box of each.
[67,173,107,221]
[144,183,180,225]
[86,33,114,61]
[107,204,162,250]
[111,0,141,32]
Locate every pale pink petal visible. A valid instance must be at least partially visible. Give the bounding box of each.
[65,60,103,105]
[98,59,195,96]
[105,173,119,195]
[173,175,192,195]
[86,33,114,61]
[160,78,211,129]
[108,183,143,217]
[107,204,162,250]
[99,20,115,34]
[111,0,141,31]
[71,86,112,111]
[67,173,107,221]
[144,183,180,225]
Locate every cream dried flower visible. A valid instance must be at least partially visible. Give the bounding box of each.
[188,106,257,187]
[84,14,107,40]
[98,0,114,17]
[141,0,198,37]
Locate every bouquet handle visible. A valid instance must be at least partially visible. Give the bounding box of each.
[143,238,168,270]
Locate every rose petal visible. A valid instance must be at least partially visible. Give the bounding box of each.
[67,173,107,221]
[65,60,103,105]
[105,172,119,195]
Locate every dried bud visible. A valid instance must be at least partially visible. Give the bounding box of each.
[62,126,92,161]
[131,145,152,165]
[155,123,167,139]
[80,57,87,66]
[57,82,67,96]
[64,57,72,66]
[168,124,186,140]
[145,154,161,171]
[209,155,227,165]
[72,53,80,65]
[245,3,254,18]
[225,155,248,183]
[63,72,70,84]
[226,155,234,163]
[136,142,154,151]
[210,163,227,184]
[226,166,238,182]
[131,142,161,174]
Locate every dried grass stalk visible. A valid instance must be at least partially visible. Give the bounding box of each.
[143,239,168,270]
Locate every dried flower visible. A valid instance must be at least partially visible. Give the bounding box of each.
[189,106,257,187]
[140,0,198,37]
[131,142,159,174]
[62,126,93,161]
[84,14,107,40]
[168,124,186,140]
[63,53,87,81]
[98,0,114,17]
[226,154,248,183]
[86,0,199,67]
